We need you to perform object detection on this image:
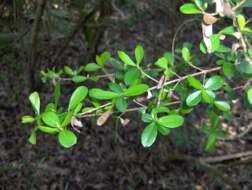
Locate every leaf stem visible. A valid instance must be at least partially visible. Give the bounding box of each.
[149,66,221,91]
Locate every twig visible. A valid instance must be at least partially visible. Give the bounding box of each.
[77,102,112,117]
[171,18,201,65]
[233,0,247,10]
[200,151,252,164]
[149,66,221,91]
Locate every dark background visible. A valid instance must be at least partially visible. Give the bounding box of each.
[1,0,252,189]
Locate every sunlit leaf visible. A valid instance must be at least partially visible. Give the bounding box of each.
[118,51,136,66]
[29,92,40,115]
[68,86,88,111]
[58,130,77,148]
[186,90,202,106]
[89,88,119,100]
[180,3,202,14]
[157,115,184,128]
[141,122,157,148]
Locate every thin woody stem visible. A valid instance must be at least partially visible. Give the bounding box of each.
[149,66,221,91]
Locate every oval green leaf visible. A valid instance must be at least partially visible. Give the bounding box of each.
[42,111,61,128]
[117,51,136,66]
[21,115,35,124]
[157,115,184,128]
[202,90,215,103]
[29,91,40,115]
[28,129,36,145]
[68,86,88,111]
[182,47,191,62]
[38,125,59,134]
[84,63,101,72]
[141,122,157,148]
[186,90,202,107]
[247,87,252,105]
[58,130,77,148]
[72,76,86,83]
[187,76,203,90]
[124,68,141,86]
[180,3,202,14]
[115,97,128,112]
[135,44,144,65]
[214,101,231,112]
[89,88,119,100]
[123,84,149,97]
[155,57,168,69]
[204,75,224,90]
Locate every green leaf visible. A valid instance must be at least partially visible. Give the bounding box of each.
[28,129,36,145]
[247,87,252,105]
[237,60,252,74]
[54,81,61,108]
[155,57,168,69]
[61,112,74,127]
[108,83,123,93]
[205,133,217,152]
[151,106,170,118]
[110,57,124,70]
[219,26,235,35]
[73,103,82,114]
[237,14,246,31]
[164,52,174,66]
[45,103,56,113]
[42,112,61,128]
[186,90,202,106]
[187,76,203,90]
[89,88,119,100]
[209,35,220,53]
[123,84,149,97]
[96,51,111,66]
[135,44,144,65]
[200,41,207,54]
[124,68,141,86]
[223,62,235,78]
[21,115,35,124]
[180,3,202,14]
[202,90,215,103]
[118,51,136,66]
[29,92,40,115]
[64,66,74,75]
[68,86,88,111]
[141,113,153,123]
[214,101,231,112]
[84,63,101,72]
[204,75,224,90]
[158,125,171,136]
[182,47,191,62]
[72,76,87,83]
[115,97,128,112]
[248,49,252,58]
[58,130,77,148]
[157,115,184,128]
[141,122,157,148]
[38,125,59,134]
[216,45,231,53]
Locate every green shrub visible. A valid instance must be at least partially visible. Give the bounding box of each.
[22,0,252,150]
